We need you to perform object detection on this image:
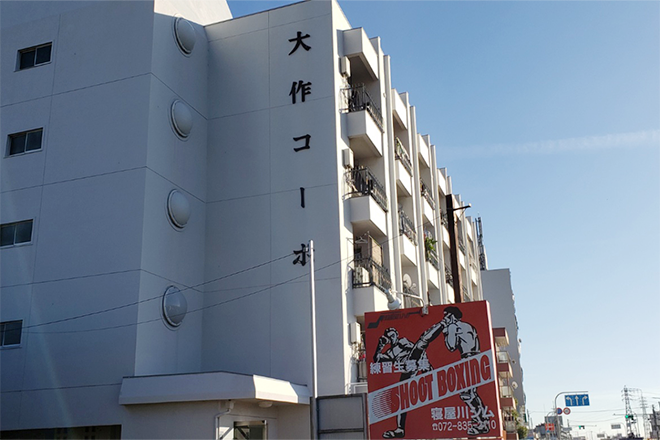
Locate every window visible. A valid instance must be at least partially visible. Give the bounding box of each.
[234,421,267,440]
[0,220,33,247]
[18,43,52,70]
[7,128,43,156]
[0,320,22,346]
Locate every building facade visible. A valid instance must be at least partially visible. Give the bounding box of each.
[481,269,527,430]
[1,1,488,438]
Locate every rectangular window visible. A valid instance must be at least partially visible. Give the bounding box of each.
[7,128,43,156]
[18,43,52,70]
[0,320,22,346]
[0,220,33,247]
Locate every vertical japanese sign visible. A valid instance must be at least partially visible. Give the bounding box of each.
[288,29,312,258]
[365,301,502,439]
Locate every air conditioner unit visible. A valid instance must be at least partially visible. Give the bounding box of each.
[340,56,351,78]
[342,148,354,169]
[349,322,361,344]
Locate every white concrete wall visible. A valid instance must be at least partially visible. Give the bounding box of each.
[202,0,351,396]
[1,0,231,431]
[480,268,526,408]
[0,1,157,430]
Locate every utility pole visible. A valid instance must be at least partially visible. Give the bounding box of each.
[308,240,318,440]
[641,393,650,439]
[623,386,639,437]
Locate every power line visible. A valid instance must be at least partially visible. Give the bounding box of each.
[25,191,459,335]
[27,260,343,335]
[24,252,295,331]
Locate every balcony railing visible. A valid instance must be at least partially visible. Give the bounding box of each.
[395,138,413,175]
[462,285,471,301]
[353,257,392,293]
[458,240,467,255]
[343,84,384,132]
[441,211,449,228]
[425,246,440,270]
[420,180,435,209]
[445,265,453,284]
[497,351,511,364]
[345,166,388,212]
[398,209,417,243]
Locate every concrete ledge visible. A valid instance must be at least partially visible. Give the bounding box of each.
[119,371,310,405]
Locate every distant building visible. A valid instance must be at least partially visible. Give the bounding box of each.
[481,268,527,423]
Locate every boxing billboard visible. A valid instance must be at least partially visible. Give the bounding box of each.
[365,301,502,439]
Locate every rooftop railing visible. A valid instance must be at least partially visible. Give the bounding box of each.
[343,84,384,132]
[345,166,388,212]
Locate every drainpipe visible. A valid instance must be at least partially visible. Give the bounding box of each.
[215,401,234,440]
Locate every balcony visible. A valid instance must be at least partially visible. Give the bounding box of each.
[445,265,454,285]
[399,210,417,265]
[353,257,391,292]
[353,257,393,316]
[420,180,435,210]
[346,167,388,236]
[395,138,413,176]
[493,327,510,347]
[496,351,513,378]
[462,285,471,302]
[501,396,516,410]
[420,180,435,223]
[425,239,440,271]
[458,239,466,255]
[344,85,384,158]
[418,134,430,168]
[392,90,408,129]
[504,420,517,433]
[395,138,413,196]
[343,28,379,80]
[398,209,416,243]
[458,240,467,269]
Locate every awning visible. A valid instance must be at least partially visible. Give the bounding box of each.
[118,370,310,406]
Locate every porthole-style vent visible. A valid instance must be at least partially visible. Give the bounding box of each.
[162,286,187,327]
[167,190,191,229]
[174,17,196,55]
[170,100,193,139]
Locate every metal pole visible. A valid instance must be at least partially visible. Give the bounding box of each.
[309,240,318,440]
[554,391,589,440]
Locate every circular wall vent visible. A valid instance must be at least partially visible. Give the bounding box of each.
[174,17,196,55]
[162,286,188,327]
[167,190,191,229]
[170,100,193,139]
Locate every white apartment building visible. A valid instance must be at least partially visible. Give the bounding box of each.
[481,269,527,426]
[0,1,485,438]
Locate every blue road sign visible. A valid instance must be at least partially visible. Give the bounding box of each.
[565,394,590,407]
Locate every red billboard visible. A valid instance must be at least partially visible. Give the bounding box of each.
[365,301,502,439]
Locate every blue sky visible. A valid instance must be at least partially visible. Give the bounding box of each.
[226,1,660,435]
